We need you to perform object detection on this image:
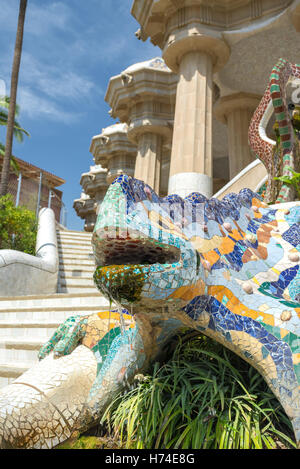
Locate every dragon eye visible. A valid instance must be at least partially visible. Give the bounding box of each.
[288,103,295,111]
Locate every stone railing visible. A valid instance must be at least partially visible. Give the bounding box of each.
[214,159,268,200]
[0,208,59,297]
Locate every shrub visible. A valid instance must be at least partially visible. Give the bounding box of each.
[102,334,296,449]
[274,166,300,200]
[0,194,37,255]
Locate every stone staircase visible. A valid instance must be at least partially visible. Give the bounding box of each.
[57,230,99,294]
[0,229,110,388]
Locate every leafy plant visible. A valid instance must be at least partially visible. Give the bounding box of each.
[274,166,300,200]
[0,194,37,254]
[102,334,296,450]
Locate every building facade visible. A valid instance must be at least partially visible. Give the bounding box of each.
[0,155,65,223]
[75,0,300,229]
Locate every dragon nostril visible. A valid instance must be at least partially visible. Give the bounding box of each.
[196,251,201,275]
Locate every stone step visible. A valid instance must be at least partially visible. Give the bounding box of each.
[0,363,32,387]
[0,228,103,388]
[58,285,99,294]
[57,238,92,247]
[58,276,96,287]
[59,266,95,274]
[0,362,31,377]
[57,237,92,245]
[0,306,110,326]
[57,234,92,242]
[0,292,110,310]
[58,245,94,254]
[59,252,95,261]
[0,308,106,323]
[0,309,107,322]
[57,242,92,251]
[60,264,95,272]
[0,292,112,387]
[0,322,59,340]
[59,266,96,276]
[59,258,96,267]
[58,245,92,252]
[57,230,92,237]
[59,270,94,280]
[0,337,44,363]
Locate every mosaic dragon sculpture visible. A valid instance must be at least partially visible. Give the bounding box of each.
[249,58,300,203]
[0,175,299,449]
[0,59,300,449]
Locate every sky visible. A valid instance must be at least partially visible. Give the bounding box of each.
[0,0,161,230]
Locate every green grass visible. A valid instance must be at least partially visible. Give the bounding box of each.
[102,334,297,450]
[57,436,123,450]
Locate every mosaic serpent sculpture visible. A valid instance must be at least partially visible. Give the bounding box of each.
[0,174,299,449]
[249,58,300,203]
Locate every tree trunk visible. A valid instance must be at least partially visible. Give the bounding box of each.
[0,0,27,196]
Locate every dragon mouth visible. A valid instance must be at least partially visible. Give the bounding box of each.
[96,237,180,267]
[93,233,181,304]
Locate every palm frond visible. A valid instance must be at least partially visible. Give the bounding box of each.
[0,142,20,175]
[0,95,20,115]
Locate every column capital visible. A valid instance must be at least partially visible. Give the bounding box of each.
[90,123,137,185]
[73,193,96,232]
[291,3,300,32]
[105,57,178,121]
[163,31,230,74]
[105,57,177,148]
[79,165,108,199]
[127,117,173,145]
[90,123,137,167]
[131,0,292,45]
[105,58,177,147]
[214,92,261,125]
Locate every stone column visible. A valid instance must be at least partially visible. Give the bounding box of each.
[80,165,109,216]
[105,57,177,195]
[134,132,162,193]
[214,93,261,179]
[168,51,214,197]
[73,193,96,232]
[160,147,171,198]
[90,123,137,185]
[131,2,231,199]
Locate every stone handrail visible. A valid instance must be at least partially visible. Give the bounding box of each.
[0,208,59,297]
[213,159,268,200]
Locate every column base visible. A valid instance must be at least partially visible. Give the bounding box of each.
[168,172,212,199]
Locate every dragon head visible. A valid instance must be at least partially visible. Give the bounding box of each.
[92,175,259,314]
[92,175,201,312]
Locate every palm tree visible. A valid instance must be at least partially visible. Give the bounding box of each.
[0,96,29,142]
[0,0,28,196]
